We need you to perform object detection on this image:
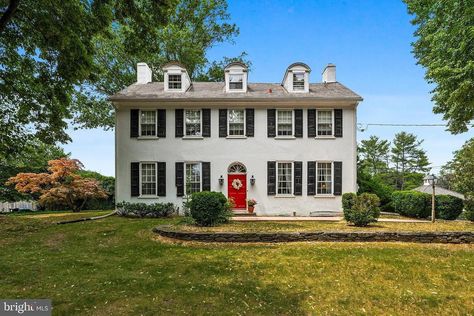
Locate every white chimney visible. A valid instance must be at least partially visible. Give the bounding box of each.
[137,62,152,84]
[322,63,336,83]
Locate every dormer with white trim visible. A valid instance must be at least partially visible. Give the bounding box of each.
[282,62,311,93]
[163,62,191,92]
[224,62,248,93]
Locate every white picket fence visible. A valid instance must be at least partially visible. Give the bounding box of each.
[0,201,37,212]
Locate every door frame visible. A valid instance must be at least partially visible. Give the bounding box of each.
[227,162,247,210]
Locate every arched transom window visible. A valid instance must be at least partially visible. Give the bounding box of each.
[227,162,247,174]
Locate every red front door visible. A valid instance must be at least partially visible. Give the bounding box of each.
[228,174,247,209]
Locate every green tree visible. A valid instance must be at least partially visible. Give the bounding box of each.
[359,135,390,175]
[404,0,474,133]
[391,132,430,190]
[441,138,474,195]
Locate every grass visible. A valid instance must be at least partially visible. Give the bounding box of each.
[0,211,473,315]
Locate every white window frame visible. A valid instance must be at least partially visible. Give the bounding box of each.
[168,73,183,90]
[316,161,334,196]
[183,109,203,138]
[139,162,158,197]
[276,109,295,138]
[227,109,246,137]
[138,110,158,138]
[228,73,244,91]
[184,162,202,196]
[292,72,305,91]
[276,161,294,197]
[315,109,335,138]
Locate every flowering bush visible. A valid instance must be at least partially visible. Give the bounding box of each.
[247,199,257,207]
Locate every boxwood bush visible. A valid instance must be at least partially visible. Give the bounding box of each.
[435,195,464,220]
[116,202,176,218]
[342,193,380,227]
[392,191,431,219]
[186,191,232,227]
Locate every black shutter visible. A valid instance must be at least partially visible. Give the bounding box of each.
[175,109,184,137]
[246,108,254,137]
[294,161,302,195]
[202,162,211,191]
[130,109,139,138]
[157,109,166,138]
[175,162,184,196]
[308,109,316,138]
[295,109,303,138]
[334,161,342,195]
[202,109,211,137]
[307,161,316,195]
[157,162,166,196]
[267,161,276,195]
[267,109,276,137]
[131,162,140,197]
[219,109,227,137]
[335,109,343,137]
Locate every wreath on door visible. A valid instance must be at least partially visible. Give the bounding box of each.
[231,178,243,190]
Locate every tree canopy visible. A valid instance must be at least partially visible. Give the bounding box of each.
[440,138,474,195]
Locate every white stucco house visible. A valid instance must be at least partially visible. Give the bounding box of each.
[110,61,362,216]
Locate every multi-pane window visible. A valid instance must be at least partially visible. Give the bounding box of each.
[293,72,305,91]
[185,163,201,194]
[229,74,243,90]
[228,109,245,136]
[277,162,293,195]
[277,110,293,136]
[185,110,201,136]
[168,74,182,90]
[317,110,333,136]
[317,162,332,194]
[140,110,156,136]
[141,163,157,195]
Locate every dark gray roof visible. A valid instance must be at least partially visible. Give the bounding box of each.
[110,82,362,102]
[413,185,465,200]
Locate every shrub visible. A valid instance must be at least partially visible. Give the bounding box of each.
[463,194,474,222]
[357,173,394,209]
[186,191,232,226]
[116,202,176,218]
[343,193,380,227]
[392,191,431,218]
[435,195,464,220]
[342,193,357,221]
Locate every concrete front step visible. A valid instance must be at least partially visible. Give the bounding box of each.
[232,210,256,217]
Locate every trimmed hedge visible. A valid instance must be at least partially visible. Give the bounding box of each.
[464,195,474,222]
[342,193,357,221]
[342,193,380,227]
[116,202,176,218]
[392,191,431,219]
[186,191,232,227]
[435,195,464,220]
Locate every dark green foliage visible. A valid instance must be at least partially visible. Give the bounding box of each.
[186,191,232,226]
[435,195,464,220]
[464,195,474,222]
[343,193,380,227]
[392,191,431,219]
[78,170,115,210]
[357,172,394,209]
[116,202,176,218]
[440,138,474,195]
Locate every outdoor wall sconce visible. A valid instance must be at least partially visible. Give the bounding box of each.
[219,175,224,185]
[250,175,256,185]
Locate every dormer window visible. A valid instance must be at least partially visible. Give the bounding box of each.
[168,74,182,90]
[229,74,243,90]
[293,72,305,91]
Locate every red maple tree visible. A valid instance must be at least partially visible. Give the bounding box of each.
[7,158,108,212]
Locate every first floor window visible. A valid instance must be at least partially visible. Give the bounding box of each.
[141,163,157,195]
[317,110,333,136]
[168,74,182,90]
[186,163,201,194]
[277,162,293,195]
[317,162,332,194]
[277,110,293,136]
[140,110,156,136]
[185,110,201,136]
[228,109,245,135]
[229,74,243,90]
[293,72,305,91]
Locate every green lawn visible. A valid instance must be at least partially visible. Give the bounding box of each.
[1,212,473,315]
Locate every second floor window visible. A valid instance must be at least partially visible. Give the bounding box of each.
[186,163,201,194]
[317,110,333,136]
[168,74,182,90]
[228,109,245,136]
[317,162,332,194]
[140,110,156,136]
[277,110,293,136]
[277,162,293,195]
[141,163,157,195]
[293,72,305,91]
[185,110,201,136]
[229,74,243,90]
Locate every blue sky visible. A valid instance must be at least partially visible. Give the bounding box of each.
[63,0,473,176]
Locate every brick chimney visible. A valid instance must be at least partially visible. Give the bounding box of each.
[322,64,336,83]
[137,63,152,84]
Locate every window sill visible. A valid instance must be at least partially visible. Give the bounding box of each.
[315,136,336,139]
[182,136,204,140]
[274,136,296,140]
[137,136,159,140]
[138,195,159,199]
[313,195,336,198]
[226,135,247,139]
[275,194,295,198]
